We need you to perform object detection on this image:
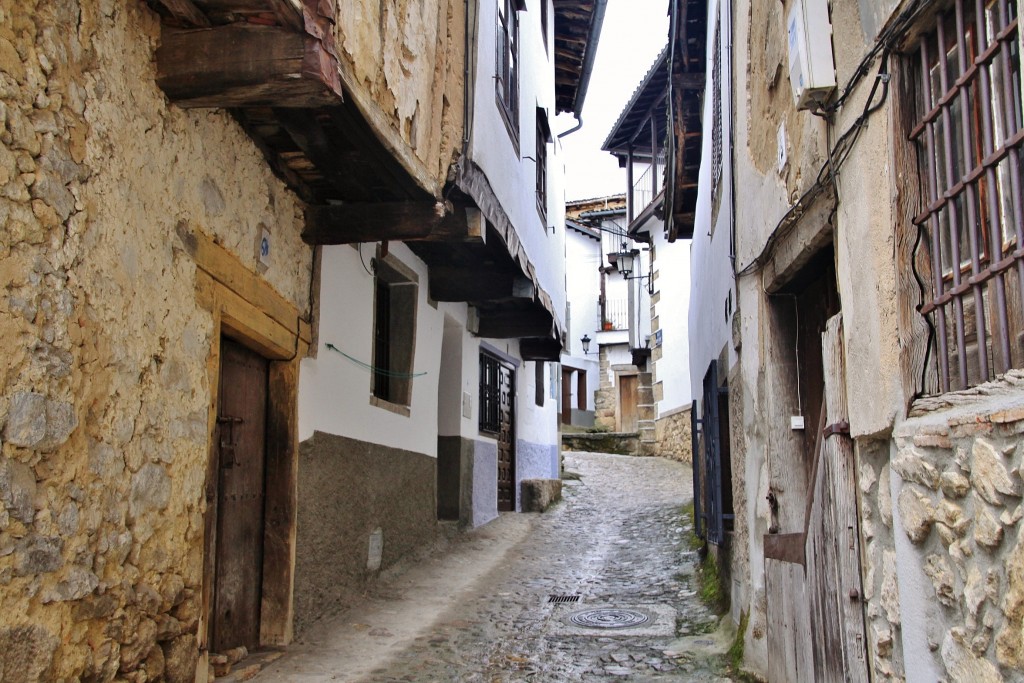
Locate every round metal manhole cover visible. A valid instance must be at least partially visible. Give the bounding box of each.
[569,608,651,629]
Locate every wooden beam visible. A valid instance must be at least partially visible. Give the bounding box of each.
[429,267,514,302]
[155,0,211,27]
[520,337,563,361]
[303,202,485,245]
[156,25,342,108]
[476,308,554,339]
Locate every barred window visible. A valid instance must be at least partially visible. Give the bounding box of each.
[480,353,501,433]
[912,0,1023,392]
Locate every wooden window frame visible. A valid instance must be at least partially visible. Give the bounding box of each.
[371,252,419,412]
[496,0,521,149]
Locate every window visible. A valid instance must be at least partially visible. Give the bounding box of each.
[692,360,733,546]
[497,0,521,142]
[535,361,545,406]
[540,0,549,54]
[372,254,418,409]
[536,108,551,221]
[479,353,502,433]
[910,0,1023,392]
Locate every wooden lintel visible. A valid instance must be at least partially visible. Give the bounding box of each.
[428,266,515,302]
[476,308,553,339]
[156,0,211,27]
[156,25,342,109]
[519,337,563,361]
[303,202,485,245]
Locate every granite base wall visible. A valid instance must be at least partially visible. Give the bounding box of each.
[469,439,498,528]
[294,431,439,635]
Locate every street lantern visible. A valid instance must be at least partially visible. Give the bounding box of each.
[615,244,636,279]
[581,334,591,354]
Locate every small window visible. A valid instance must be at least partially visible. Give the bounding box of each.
[497,0,521,144]
[535,360,545,406]
[536,108,551,222]
[372,254,418,408]
[479,353,502,433]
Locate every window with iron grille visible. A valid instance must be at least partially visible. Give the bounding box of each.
[911,0,1023,393]
[692,360,733,545]
[480,353,501,433]
[497,0,520,143]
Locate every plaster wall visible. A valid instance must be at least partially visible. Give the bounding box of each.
[650,230,692,413]
[299,242,452,455]
[565,226,601,356]
[0,2,312,678]
[333,0,465,192]
[469,0,567,323]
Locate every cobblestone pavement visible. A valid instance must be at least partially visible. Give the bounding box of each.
[250,452,736,682]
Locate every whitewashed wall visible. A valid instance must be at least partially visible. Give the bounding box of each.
[652,231,693,412]
[470,0,567,324]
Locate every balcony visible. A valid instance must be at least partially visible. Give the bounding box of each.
[600,297,629,331]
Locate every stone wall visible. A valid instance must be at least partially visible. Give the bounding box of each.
[891,372,1024,681]
[654,405,692,463]
[593,346,616,430]
[294,432,439,636]
[0,2,310,679]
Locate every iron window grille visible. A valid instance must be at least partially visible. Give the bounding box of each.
[911,0,1024,393]
[497,0,520,141]
[480,353,502,433]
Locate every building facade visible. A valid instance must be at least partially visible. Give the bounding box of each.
[683,0,1024,680]
[0,0,602,678]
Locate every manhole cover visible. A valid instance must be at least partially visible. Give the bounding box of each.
[569,608,651,629]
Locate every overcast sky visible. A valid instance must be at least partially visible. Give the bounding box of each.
[556,0,671,201]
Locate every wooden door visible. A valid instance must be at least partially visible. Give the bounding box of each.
[497,363,516,512]
[212,338,269,653]
[561,368,572,424]
[618,374,638,432]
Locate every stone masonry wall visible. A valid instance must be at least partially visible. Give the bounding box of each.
[892,372,1024,682]
[654,405,692,463]
[594,346,615,430]
[0,2,310,680]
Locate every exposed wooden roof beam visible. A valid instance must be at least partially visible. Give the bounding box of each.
[475,308,554,339]
[303,202,485,245]
[520,337,563,361]
[156,25,342,108]
[154,0,211,27]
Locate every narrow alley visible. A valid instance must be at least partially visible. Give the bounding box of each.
[245,452,735,682]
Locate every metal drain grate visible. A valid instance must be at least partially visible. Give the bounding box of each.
[548,594,581,604]
[569,608,650,629]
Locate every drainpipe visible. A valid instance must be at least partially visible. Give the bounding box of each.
[557,0,608,139]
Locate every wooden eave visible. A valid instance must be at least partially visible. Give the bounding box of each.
[667,0,708,241]
[553,0,604,114]
[150,0,564,351]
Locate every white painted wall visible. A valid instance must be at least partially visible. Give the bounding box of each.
[563,225,601,411]
[687,0,735,413]
[651,230,693,412]
[299,242,454,454]
[470,0,567,327]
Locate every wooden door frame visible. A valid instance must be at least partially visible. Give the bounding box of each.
[615,370,639,432]
[185,227,310,662]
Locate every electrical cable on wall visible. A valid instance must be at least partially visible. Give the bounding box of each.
[325,343,428,379]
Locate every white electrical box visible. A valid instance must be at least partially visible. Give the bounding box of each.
[791,415,805,430]
[787,0,837,109]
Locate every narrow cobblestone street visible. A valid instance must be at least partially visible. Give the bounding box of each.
[247,452,736,682]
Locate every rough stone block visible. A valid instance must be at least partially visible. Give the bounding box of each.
[162,633,198,683]
[974,505,1004,548]
[521,479,562,513]
[941,632,1003,683]
[923,554,956,607]
[14,534,63,576]
[972,438,1020,505]
[0,456,36,523]
[3,391,76,451]
[940,470,971,499]
[898,486,934,543]
[129,463,171,521]
[0,624,58,683]
[892,449,940,489]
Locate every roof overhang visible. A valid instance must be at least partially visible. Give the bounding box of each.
[553,0,608,116]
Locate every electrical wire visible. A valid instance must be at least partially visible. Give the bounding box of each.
[325,342,428,379]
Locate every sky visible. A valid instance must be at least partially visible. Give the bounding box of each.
[556,0,672,201]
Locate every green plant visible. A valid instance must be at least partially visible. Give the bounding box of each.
[728,610,748,670]
[697,554,728,615]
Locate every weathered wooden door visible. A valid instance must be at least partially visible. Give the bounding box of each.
[561,368,572,424]
[619,374,638,432]
[497,363,516,512]
[212,338,269,653]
